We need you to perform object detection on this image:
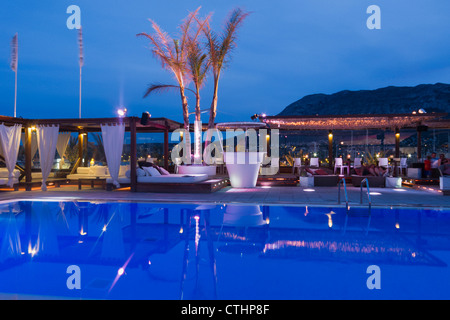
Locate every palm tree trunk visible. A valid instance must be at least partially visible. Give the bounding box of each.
[194,89,202,164]
[207,76,219,129]
[203,76,220,162]
[180,87,191,163]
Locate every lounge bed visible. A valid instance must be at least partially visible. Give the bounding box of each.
[351,175,385,188]
[302,167,339,186]
[105,172,227,193]
[66,166,111,180]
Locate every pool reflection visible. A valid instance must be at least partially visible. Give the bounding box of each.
[0,201,449,299]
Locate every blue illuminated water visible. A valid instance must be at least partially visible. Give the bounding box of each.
[0,200,449,300]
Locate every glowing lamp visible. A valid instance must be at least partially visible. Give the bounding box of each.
[117,108,127,118]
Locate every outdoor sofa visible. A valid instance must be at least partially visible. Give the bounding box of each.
[351,175,385,187]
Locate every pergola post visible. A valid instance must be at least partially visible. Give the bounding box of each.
[164,128,169,170]
[24,125,33,191]
[395,127,400,158]
[78,131,85,166]
[328,130,333,168]
[130,117,137,192]
[417,128,422,161]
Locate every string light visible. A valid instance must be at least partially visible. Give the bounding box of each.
[262,114,442,130]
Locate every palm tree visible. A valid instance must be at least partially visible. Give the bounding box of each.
[186,23,210,161]
[197,8,249,154]
[137,7,201,132]
[200,8,249,129]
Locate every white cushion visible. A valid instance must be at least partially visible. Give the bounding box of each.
[143,166,161,176]
[77,167,91,174]
[89,166,107,176]
[119,165,130,177]
[159,167,170,175]
[137,168,146,177]
[0,169,20,178]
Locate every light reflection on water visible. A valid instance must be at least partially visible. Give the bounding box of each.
[0,201,449,300]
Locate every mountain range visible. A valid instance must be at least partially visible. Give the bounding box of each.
[278,83,450,116]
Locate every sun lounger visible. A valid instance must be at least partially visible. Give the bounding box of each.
[66,166,111,180]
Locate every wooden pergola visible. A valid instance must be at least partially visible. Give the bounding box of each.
[260,113,449,166]
[0,115,183,191]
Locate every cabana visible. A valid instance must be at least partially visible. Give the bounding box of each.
[0,115,184,192]
[260,113,449,186]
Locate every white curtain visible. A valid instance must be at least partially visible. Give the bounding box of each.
[36,125,59,191]
[56,133,71,168]
[101,123,125,188]
[0,123,22,187]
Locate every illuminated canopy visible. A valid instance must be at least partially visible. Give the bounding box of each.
[260,113,448,130]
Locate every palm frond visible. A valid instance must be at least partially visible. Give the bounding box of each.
[144,83,195,98]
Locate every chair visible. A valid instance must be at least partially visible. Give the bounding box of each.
[215,157,225,174]
[399,158,407,176]
[270,157,280,175]
[292,158,302,175]
[173,157,182,174]
[353,157,362,169]
[334,158,349,175]
[310,158,319,168]
[378,158,391,169]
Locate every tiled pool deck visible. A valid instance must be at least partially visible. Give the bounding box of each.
[1,185,449,207]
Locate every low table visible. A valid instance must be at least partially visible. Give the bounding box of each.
[78,178,106,190]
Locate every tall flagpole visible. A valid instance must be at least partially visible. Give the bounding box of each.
[78,27,84,119]
[11,33,18,118]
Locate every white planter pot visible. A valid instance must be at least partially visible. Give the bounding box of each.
[440,177,450,190]
[386,177,402,188]
[224,152,265,188]
[177,165,217,176]
[299,176,314,188]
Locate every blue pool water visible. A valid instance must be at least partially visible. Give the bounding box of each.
[0,200,449,300]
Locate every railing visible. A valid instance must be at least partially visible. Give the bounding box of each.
[360,178,372,214]
[337,178,349,213]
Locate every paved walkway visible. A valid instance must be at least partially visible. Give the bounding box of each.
[1,184,449,207]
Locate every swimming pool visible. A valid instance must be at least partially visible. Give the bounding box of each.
[0,200,449,300]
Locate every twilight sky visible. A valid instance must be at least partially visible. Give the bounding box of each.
[1,0,450,124]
